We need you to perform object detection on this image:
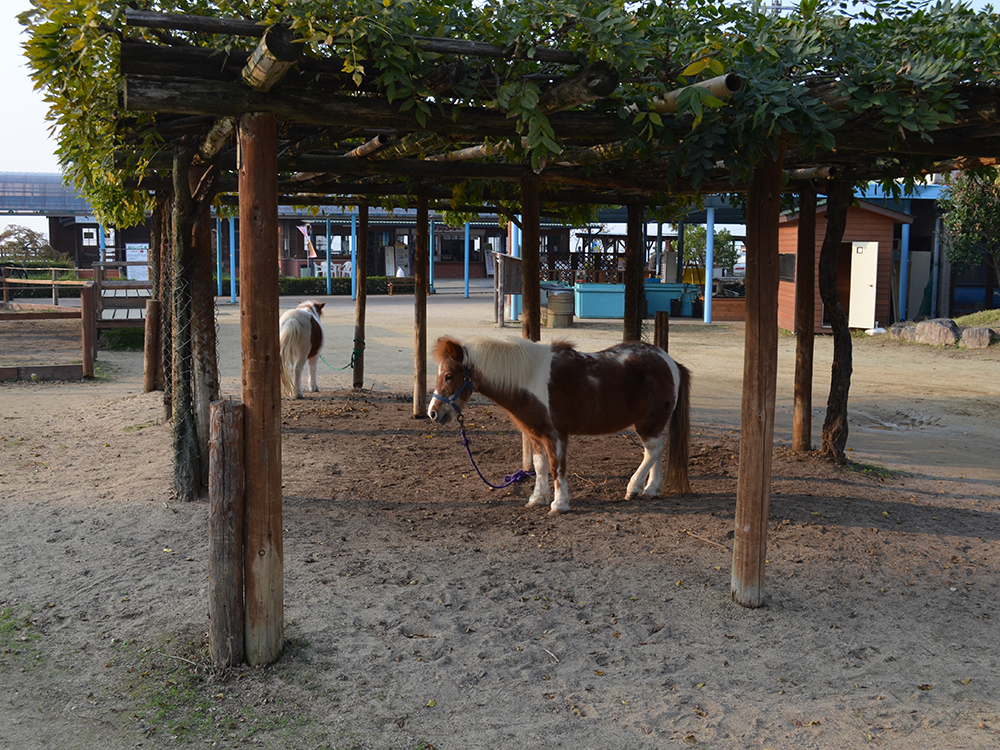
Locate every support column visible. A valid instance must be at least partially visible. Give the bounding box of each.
[238,112,283,665]
[704,206,715,323]
[623,201,644,342]
[731,146,784,608]
[414,195,429,417]
[520,176,541,343]
[353,202,368,390]
[792,186,817,453]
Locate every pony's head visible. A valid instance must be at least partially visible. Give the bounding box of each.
[299,300,325,317]
[428,336,472,424]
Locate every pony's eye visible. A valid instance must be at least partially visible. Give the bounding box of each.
[445,374,453,381]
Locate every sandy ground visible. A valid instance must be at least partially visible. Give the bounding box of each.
[2,284,1000,750]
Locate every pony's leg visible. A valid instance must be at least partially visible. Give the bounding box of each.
[626,435,664,498]
[306,355,320,392]
[293,357,305,399]
[548,436,571,515]
[525,439,552,508]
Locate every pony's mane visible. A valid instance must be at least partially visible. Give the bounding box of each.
[465,337,570,393]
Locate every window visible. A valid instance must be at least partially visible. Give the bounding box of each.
[779,253,796,282]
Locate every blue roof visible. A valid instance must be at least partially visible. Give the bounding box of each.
[0,172,91,216]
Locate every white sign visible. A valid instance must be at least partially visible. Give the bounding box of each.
[125,243,149,280]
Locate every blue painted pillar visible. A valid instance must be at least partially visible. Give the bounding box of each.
[216,217,224,296]
[325,217,332,296]
[429,219,436,294]
[351,213,358,300]
[229,218,237,302]
[704,206,715,323]
[464,222,471,298]
[899,200,912,321]
[511,219,521,322]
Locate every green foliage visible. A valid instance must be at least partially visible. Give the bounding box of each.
[682,225,739,272]
[20,0,1000,222]
[278,275,391,296]
[940,170,1000,282]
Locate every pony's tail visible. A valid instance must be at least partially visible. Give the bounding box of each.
[279,321,296,398]
[665,362,691,494]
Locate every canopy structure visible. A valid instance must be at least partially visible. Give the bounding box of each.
[27,2,1000,664]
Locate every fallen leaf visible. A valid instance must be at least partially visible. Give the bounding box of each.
[425,698,436,708]
[595,670,605,676]
[918,684,932,691]
[960,677,972,685]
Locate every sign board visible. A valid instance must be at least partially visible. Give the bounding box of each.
[125,243,149,280]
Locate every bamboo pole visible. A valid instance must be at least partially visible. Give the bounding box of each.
[652,73,742,114]
[792,186,817,453]
[353,201,369,390]
[731,145,784,608]
[413,195,429,417]
[241,25,299,93]
[344,134,391,159]
[238,112,284,666]
[209,399,245,667]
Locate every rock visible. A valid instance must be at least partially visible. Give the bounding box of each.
[960,327,997,349]
[889,322,917,341]
[915,318,961,347]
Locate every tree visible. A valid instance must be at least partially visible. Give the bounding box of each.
[0,225,58,262]
[940,170,1000,284]
[682,225,739,273]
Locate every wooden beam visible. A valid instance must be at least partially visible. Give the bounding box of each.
[123,74,626,140]
[538,61,619,113]
[125,8,264,36]
[792,186,817,453]
[413,195,429,418]
[731,145,784,608]
[238,111,284,666]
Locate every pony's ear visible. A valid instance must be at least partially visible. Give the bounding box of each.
[433,336,463,362]
[315,302,325,313]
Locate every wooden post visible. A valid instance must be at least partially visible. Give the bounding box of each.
[413,195,429,417]
[238,112,284,665]
[623,201,644,342]
[654,310,669,352]
[81,283,96,377]
[792,186,817,453]
[520,176,541,343]
[209,399,245,667]
[143,299,160,392]
[353,201,368,390]
[51,269,58,306]
[731,146,784,608]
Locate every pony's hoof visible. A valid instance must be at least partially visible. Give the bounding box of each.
[526,496,548,508]
[547,506,569,516]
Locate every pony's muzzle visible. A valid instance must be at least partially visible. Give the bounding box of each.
[427,396,454,424]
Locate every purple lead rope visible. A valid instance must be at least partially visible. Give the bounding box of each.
[458,415,534,490]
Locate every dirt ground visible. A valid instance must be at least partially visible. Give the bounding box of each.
[2,289,1000,750]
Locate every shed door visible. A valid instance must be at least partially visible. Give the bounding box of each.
[849,242,878,329]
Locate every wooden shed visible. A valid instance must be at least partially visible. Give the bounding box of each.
[778,200,914,334]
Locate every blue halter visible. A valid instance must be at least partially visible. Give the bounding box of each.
[429,363,473,415]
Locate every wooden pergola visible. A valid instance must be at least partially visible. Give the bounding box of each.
[109,9,1000,665]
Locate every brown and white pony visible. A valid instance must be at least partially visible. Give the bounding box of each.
[429,336,690,515]
[279,300,325,399]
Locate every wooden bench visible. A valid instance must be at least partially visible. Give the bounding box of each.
[387,277,416,295]
[96,284,152,328]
